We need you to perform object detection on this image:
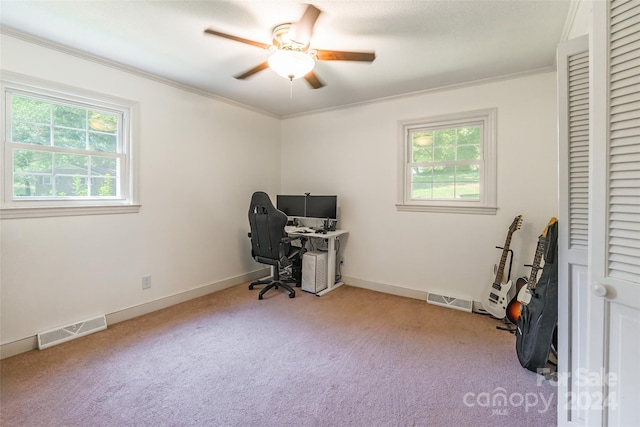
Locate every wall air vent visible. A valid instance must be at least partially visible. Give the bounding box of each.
[426,293,473,313]
[37,315,107,350]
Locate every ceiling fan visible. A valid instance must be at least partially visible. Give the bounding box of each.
[204,4,375,89]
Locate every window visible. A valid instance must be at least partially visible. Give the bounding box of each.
[397,108,497,214]
[1,74,139,218]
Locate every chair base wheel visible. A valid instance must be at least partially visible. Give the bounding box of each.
[252,280,296,300]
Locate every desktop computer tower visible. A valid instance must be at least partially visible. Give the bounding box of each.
[301,251,328,294]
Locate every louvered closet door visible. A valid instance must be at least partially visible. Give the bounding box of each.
[588,1,640,426]
[557,35,589,427]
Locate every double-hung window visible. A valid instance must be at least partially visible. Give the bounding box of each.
[397,108,497,214]
[1,75,139,218]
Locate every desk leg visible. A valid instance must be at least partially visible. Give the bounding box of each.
[315,235,344,296]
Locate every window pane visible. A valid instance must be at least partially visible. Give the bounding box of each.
[89,111,117,133]
[412,166,432,182]
[433,182,455,198]
[456,127,480,144]
[14,174,52,197]
[12,96,51,123]
[433,166,455,182]
[89,132,117,152]
[456,144,479,161]
[12,122,51,145]
[412,132,433,147]
[14,149,53,173]
[91,156,117,176]
[92,177,116,196]
[434,147,455,162]
[434,129,456,146]
[54,128,86,149]
[55,153,88,175]
[456,165,480,181]
[54,105,86,129]
[456,182,480,199]
[57,176,88,196]
[411,182,432,199]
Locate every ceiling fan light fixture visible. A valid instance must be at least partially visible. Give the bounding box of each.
[268,50,315,80]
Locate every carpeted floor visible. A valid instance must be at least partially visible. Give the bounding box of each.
[1,284,557,426]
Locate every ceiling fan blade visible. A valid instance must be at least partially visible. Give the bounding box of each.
[316,50,376,62]
[204,29,271,50]
[304,71,325,89]
[234,61,269,80]
[289,4,321,45]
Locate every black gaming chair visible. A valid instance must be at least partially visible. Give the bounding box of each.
[247,191,305,299]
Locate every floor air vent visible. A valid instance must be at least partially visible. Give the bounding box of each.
[426,293,473,313]
[37,315,107,350]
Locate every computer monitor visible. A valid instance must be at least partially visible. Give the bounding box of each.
[305,195,337,220]
[276,195,306,217]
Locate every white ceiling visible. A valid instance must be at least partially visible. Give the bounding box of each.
[0,1,573,117]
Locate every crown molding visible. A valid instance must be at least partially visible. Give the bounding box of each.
[0,25,279,119]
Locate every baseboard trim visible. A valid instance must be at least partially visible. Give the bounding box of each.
[344,276,487,314]
[342,276,428,301]
[0,269,267,360]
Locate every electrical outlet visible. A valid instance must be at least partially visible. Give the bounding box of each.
[142,275,151,290]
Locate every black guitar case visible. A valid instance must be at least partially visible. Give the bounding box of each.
[515,220,558,372]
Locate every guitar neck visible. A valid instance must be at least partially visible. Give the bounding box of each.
[494,232,514,284]
[527,238,546,290]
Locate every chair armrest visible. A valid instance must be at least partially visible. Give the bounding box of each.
[282,235,306,244]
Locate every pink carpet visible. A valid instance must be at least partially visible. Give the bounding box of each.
[1,284,557,426]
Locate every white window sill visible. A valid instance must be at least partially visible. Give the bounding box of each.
[396,203,497,215]
[1,204,141,219]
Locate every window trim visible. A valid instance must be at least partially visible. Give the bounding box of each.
[396,108,497,215]
[1,72,140,219]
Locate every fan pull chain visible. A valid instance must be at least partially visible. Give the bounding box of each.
[288,75,294,99]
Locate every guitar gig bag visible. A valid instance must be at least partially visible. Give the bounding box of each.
[515,220,558,372]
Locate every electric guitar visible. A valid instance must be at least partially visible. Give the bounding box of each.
[481,215,523,319]
[506,217,558,324]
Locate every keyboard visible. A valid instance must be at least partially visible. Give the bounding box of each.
[285,226,315,234]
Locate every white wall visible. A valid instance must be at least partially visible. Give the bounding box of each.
[281,72,559,302]
[1,33,560,350]
[0,35,281,345]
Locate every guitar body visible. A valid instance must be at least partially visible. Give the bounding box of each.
[483,279,515,318]
[506,276,527,325]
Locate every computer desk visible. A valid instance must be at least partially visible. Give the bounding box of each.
[286,227,348,296]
